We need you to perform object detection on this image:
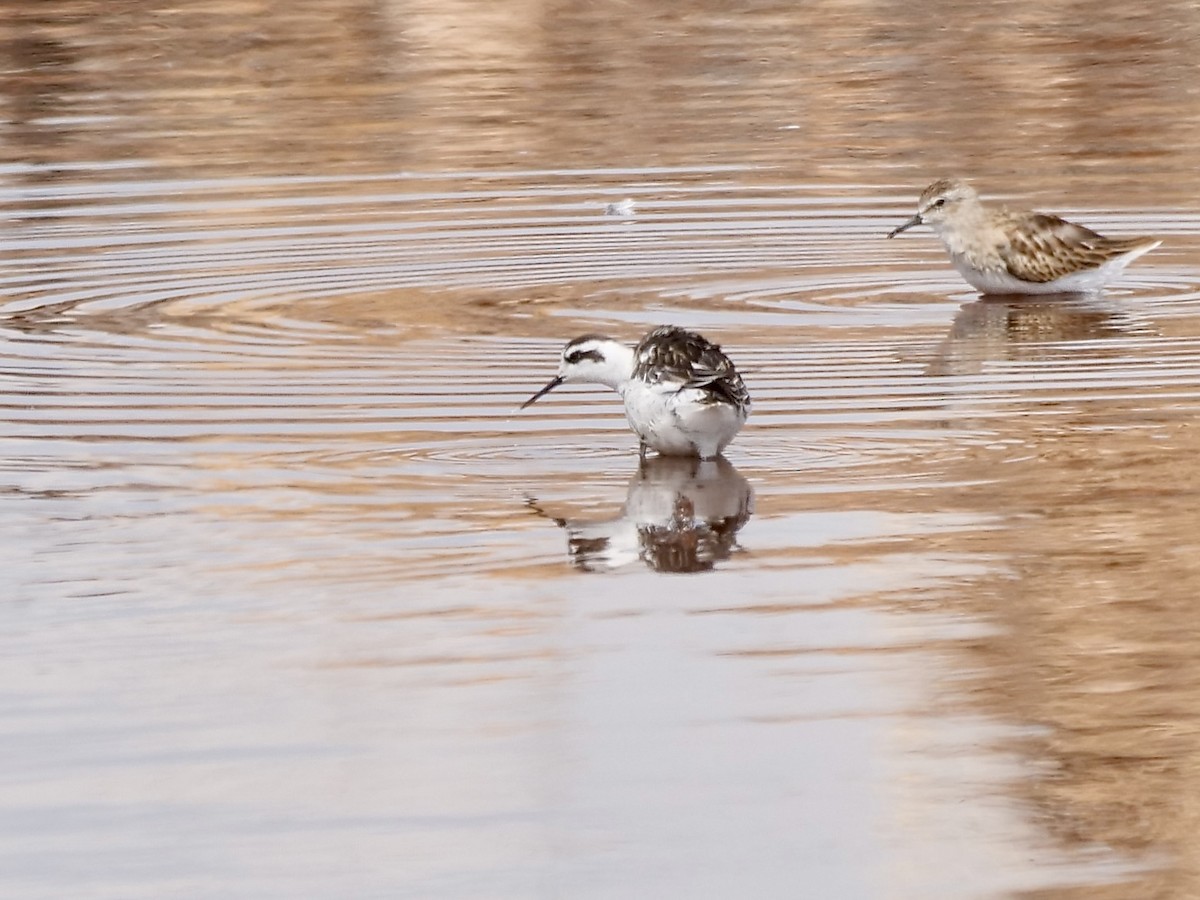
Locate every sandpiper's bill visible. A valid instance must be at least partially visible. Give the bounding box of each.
[888,178,1161,295]
[521,325,750,460]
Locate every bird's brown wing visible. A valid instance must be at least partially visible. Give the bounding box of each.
[1000,212,1156,283]
[635,326,750,408]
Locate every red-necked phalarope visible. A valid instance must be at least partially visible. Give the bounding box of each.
[521,325,750,460]
[888,178,1161,295]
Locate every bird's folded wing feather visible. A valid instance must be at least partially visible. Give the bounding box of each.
[1000,213,1144,283]
[684,359,749,407]
[636,328,749,407]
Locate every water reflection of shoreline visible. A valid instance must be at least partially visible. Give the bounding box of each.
[926,294,1142,377]
[935,407,1200,899]
[916,290,1200,896]
[527,456,753,573]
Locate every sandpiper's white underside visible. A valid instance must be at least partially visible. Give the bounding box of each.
[948,240,1162,295]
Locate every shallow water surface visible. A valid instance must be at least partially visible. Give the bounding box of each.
[6,3,1200,899]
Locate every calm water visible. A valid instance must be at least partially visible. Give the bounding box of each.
[6,2,1200,898]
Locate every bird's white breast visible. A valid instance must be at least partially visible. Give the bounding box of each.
[951,253,1110,295]
[621,380,745,457]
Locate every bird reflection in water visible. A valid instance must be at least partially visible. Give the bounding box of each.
[927,293,1143,376]
[527,456,753,573]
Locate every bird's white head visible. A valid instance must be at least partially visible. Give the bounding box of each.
[888,177,979,238]
[521,334,636,408]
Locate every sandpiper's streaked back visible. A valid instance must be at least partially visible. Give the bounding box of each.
[888,177,1161,295]
[521,325,750,460]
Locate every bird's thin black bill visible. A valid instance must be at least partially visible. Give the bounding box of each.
[521,376,564,409]
[887,215,922,238]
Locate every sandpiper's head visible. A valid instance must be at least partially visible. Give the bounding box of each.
[888,177,979,238]
[521,334,635,408]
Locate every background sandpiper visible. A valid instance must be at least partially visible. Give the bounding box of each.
[888,177,1161,295]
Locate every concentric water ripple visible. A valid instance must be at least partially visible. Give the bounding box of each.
[5,167,1200,593]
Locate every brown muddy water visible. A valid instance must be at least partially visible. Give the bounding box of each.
[6,2,1200,898]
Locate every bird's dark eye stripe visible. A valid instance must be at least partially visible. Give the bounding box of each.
[565,349,604,365]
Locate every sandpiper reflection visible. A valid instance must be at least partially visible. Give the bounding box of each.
[927,294,1143,377]
[528,456,753,573]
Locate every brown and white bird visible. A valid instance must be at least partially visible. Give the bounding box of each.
[888,178,1161,294]
[521,326,750,460]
